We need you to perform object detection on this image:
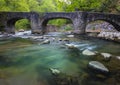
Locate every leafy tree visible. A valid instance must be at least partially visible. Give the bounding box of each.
[0,0,11,11]
[15,19,30,30]
[0,0,30,12]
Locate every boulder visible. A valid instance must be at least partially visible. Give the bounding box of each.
[58,38,62,41]
[88,61,109,73]
[19,29,25,32]
[101,53,112,59]
[116,56,120,60]
[67,35,74,38]
[63,38,69,41]
[82,49,96,56]
[42,40,50,44]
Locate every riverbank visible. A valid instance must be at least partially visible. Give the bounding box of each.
[87,31,120,43]
[98,31,120,41]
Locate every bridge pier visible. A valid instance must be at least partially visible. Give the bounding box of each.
[30,21,42,34]
[5,20,15,34]
[72,18,86,34]
[30,13,42,34]
[72,12,87,34]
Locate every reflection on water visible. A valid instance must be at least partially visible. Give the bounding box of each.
[0,35,120,85]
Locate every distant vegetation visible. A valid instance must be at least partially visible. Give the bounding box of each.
[0,0,119,30]
[0,0,119,13]
[15,19,30,30]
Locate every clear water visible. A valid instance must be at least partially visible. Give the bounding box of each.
[0,35,120,85]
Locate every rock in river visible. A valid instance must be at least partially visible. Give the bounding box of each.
[49,68,60,75]
[82,49,96,56]
[88,61,109,73]
[42,39,50,44]
[67,35,74,38]
[101,53,112,59]
[65,43,79,49]
[116,56,120,60]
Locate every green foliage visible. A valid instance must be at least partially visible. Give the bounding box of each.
[65,0,120,13]
[64,25,72,31]
[15,19,30,31]
[0,0,30,12]
[66,0,105,12]
[0,0,119,13]
[48,19,67,27]
[116,6,120,12]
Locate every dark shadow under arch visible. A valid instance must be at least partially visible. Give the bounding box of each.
[6,17,30,33]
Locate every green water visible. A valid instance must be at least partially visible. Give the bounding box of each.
[0,36,120,85]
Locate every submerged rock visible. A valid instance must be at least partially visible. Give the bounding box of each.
[96,74,107,79]
[82,49,96,56]
[88,61,109,73]
[65,43,79,49]
[49,68,60,75]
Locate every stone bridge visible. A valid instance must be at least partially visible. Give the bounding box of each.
[0,11,120,34]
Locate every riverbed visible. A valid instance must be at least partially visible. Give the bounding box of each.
[0,32,120,85]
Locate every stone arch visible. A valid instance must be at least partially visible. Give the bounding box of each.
[6,17,30,33]
[87,19,120,32]
[41,17,74,34]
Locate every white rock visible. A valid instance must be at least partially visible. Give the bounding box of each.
[101,53,112,59]
[97,32,120,40]
[67,35,74,38]
[49,68,60,74]
[116,56,120,60]
[42,40,50,44]
[19,29,24,32]
[0,35,4,38]
[65,43,79,49]
[89,61,109,73]
[82,49,96,56]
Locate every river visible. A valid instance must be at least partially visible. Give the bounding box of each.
[0,32,120,85]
